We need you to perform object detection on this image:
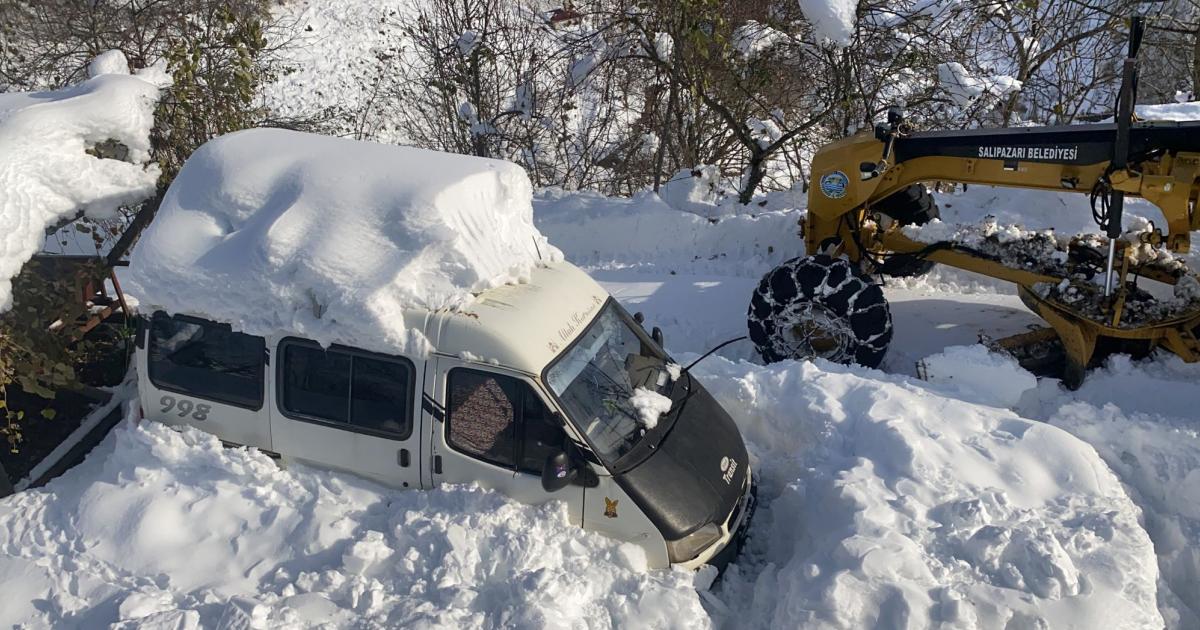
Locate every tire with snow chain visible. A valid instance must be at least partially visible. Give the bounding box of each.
[747,255,893,368]
[873,184,941,277]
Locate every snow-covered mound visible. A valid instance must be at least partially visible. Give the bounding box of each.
[695,357,1163,629]
[1021,355,1200,627]
[0,356,1164,628]
[0,51,166,312]
[127,128,561,355]
[538,184,1196,627]
[0,414,707,628]
[534,188,802,277]
[920,344,1037,409]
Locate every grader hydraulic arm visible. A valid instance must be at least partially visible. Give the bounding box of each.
[805,120,1200,258]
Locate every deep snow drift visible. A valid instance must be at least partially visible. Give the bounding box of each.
[700,357,1162,629]
[534,187,804,277]
[127,128,561,356]
[0,51,166,312]
[1020,355,1200,627]
[0,410,707,628]
[0,356,1167,628]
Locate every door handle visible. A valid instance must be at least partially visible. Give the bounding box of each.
[398,449,410,467]
[433,455,442,474]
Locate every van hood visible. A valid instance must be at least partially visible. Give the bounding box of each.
[613,379,749,540]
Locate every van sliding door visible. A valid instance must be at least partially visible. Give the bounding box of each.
[269,338,423,489]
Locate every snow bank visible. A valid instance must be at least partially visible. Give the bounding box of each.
[0,357,1165,628]
[920,344,1037,409]
[1020,355,1200,628]
[694,357,1163,629]
[660,165,723,217]
[0,416,708,628]
[534,188,802,277]
[0,51,166,312]
[127,128,561,356]
[930,184,1167,239]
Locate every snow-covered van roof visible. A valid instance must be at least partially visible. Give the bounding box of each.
[127,128,565,358]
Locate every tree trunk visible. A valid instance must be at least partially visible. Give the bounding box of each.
[1193,25,1200,97]
[739,149,767,204]
[0,459,13,498]
[654,73,679,192]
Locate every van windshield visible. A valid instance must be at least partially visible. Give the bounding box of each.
[545,301,677,465]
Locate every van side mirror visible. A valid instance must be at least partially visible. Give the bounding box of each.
[651,326,664,347]
[541,450,577,492]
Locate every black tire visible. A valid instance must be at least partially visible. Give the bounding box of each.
[747,255,893,368]
[873,184,941,277]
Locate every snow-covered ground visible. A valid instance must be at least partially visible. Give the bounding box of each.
[2,176,1199,627]
[263,0,418,143]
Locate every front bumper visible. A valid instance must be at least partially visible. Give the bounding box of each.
[677,471,758,573]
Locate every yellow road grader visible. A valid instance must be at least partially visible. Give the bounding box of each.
[747,18,1200,388]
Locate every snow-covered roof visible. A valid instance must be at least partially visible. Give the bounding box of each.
[0,51,167,313]
[127,129,562,356]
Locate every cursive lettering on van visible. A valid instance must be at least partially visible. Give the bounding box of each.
[555,295,605,343]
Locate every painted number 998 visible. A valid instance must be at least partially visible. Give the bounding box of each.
[159,395,210,421]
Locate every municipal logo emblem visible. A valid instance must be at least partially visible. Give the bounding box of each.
[719,456,738,484]
[820,171,849,199]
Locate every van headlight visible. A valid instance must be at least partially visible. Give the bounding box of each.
[667,523,722,563]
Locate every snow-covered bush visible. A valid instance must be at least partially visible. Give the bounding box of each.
[0,53,166,452]
[0,1,274,455]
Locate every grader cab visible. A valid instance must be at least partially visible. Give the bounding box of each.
[747,18,1200,389]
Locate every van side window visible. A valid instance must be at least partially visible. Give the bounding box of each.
[446,371,518,468]
[279,340,414,439]
[446,369,565,474]
[282,345,351,422]
[147,312,265,409]
[519,393,565,474]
